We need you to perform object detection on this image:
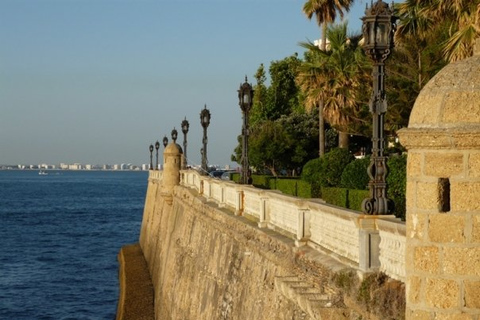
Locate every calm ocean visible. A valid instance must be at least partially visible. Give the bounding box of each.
[0,170,147,320]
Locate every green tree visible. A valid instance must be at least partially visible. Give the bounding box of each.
[248,120,293,176]
[250,63,268,126]
[265,54,302,120]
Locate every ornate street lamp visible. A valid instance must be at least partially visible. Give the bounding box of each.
[361,0,397,215]
[171,127,178,143]
[149,144,154,170]
[154,140,160,170]
[238,76,254,184]
[163,135,168,148]
[181,117,189,169]
[200,105,211,174]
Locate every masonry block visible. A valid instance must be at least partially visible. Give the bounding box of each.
[406,309,432,320]
[443,247,480,276]
[473,215,480,243]
[464,280,480,309]
[424,152,464,177]
[428,214,465,243]
[407,212,427,240]
[468,152,480,178]
[406,181,417,210]
[417,182,439,210]
[407,275,423,304]
[414,246,439,272]
[435,313,475,320]
[425,278,459,309]
[407,152,422,177]
[451,182,480,211]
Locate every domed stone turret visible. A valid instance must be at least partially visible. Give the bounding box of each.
[161,142,183,202]
[398,42,480,319]
[408,53,480,130]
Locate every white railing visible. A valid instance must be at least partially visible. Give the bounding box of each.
[309,202,360,264]
[159,169,406,281]
[377,219,406,281]
[149,170,163,181]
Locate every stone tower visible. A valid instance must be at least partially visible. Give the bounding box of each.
[398,45,480,318]
[161,141,182,201]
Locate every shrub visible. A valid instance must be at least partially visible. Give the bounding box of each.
[301,157,325,185]
[322,148,355,187]
[301,148,354,189]
[348,189,370,211]
[387,154,407,220]
[340,156,370,190]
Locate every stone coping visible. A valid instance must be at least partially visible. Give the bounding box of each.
[398,127,480,149]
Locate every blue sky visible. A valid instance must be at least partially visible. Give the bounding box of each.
[0,0,367,167]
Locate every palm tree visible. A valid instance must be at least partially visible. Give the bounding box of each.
[395,0,436,88]
[397,0,480,62]
[302,0,354,156]
[298,23,368,149]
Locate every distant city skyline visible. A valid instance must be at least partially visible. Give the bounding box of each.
[1,0,368,167]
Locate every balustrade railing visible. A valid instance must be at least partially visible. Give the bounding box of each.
[156,169,406,281]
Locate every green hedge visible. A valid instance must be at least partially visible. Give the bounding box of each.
[271,178,313,198]
[321,187,348,207]
[320,187,370,211]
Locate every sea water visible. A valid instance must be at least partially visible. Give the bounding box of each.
[0,170,147,319]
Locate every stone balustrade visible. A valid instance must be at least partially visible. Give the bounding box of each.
[156,169,406,281]
[148,170,163,181]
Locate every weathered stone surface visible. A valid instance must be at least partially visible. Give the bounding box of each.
[435,313,475,320]
[139,185,348,320]
[414,246,439,272]
[407,152,423,177]
[468,153,480,178]
[451,182,480,211]
[407,213,427,240]
[443,247,480,276]
[473,215,480,243]
[401,41,480,320]
[424,152,464,177]
[443,92,480,125]
[416,182,440,211]
[464,280,480,308]
[406,309,432,320]
[406,275,422,304]
[428,214,465,243]
[425,278,459,309]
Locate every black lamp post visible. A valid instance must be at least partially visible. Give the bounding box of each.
[361,0,397,215]
[238,76,254,184]
[155,141,160,170]
[171,127,178,143]
[163,135,168,148]
[200,105,211,174]
[149,144,154,170]
[181,117,189,169]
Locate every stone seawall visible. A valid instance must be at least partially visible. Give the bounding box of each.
[138,178,353,320]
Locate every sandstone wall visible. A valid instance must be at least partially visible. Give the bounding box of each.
[139,178,351,320]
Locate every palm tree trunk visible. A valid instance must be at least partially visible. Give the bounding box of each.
[338,131,349,149]
[319,102,325,156]
[318,22,327,157]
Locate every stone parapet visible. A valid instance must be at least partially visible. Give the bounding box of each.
[179,170,407,280]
